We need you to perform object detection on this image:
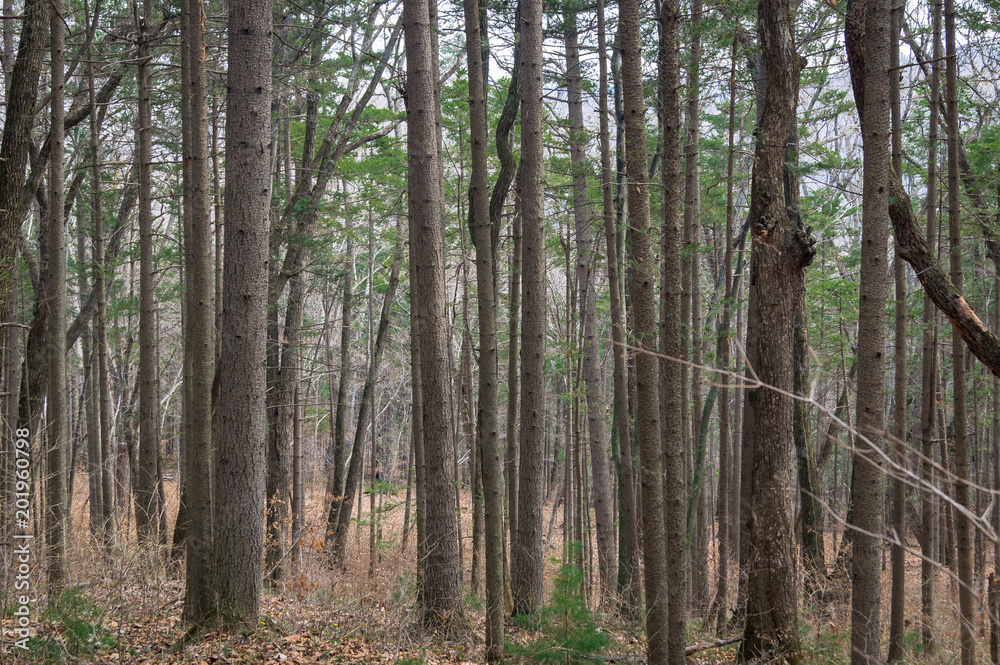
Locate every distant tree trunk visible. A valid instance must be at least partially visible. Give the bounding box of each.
[847,0,890,660]
[326,236,353,539]
[887,0,906,657]
[46,0,69,593]
[738,0,811,656]
[513,0,545,617]
[331,237,402,565]
[135,0,161,549]
[213,0,271,627]
[794,291,825,587]
[563,7,615,604]
[683,0,707,611]
[622,0,668,655]
[491,22,520,608]
[919,0,941,650]
[945,0,974,657]
[181,0,217,626]
[89,14,115,547]
[713,29,738,632]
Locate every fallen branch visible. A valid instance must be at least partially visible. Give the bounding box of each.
[686,635,743,655]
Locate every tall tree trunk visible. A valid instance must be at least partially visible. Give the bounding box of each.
[181,0,217,626]
[847,0,890,660]
[622,0,669,654]
[596,0,638,617]
[658,0,686,659]
[946,0,974,657]
[738,0,811,655]
[563,7,615,604]
[46,0,69,593]
[462,0,502,649]
[135,0,160,548]
[920,0,942,650]
[213,0,271,627]
[405,0,462,623]
[713,28,738,632]
[89,11,115,547]
[513,0,546,616]
[683,0,707,610]
[887,0,906,656]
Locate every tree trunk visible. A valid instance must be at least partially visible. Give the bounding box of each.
[331,236,402,564]
[945,0,974,657]
[462,0,502,644]
[135,0,161,549]
[213,0,271,626]
[0,0,46,304]
[560,8,615,605]
[887,0,906,656]
[738,0,811,656]
[181,0,217,626]
[596,0,638,618]
[848,0,890,660]
[622,0,669,654]
[326,236,353,538]
[513,0,545,617]
[46,0,69,593]
[920,0,941,649]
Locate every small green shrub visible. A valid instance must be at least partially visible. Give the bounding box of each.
[28,589,117,662]
[511,544,608,664]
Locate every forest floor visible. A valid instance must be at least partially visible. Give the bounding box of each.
[0,473,982,664]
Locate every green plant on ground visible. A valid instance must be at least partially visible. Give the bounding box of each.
[27,589,117,662]
[511,543,608,664]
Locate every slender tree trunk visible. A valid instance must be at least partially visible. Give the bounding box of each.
[513,0,546,616]
[713,28,738,632]
[887,0,906,656]
[622,0,668,655]
[46,0,69,593]
[946,0,974,656]
[181,0,217,626]
[920,0,942,651]
[658,0,687,659]
[332,236,402,564]
[135,0,160,548]
[89,11,115,547]
[561,7,615,605]
[326,236,353,540]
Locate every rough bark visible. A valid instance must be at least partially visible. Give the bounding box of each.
[658,0,687,659]
[513,0,545,617]
[135,0,160,548]
[462,0,503,652]
[0,0,46,305]
[622,0,668,650]
[181,0,217,626]
[563,7,615,604]
[46,0,69,593]
[849,0,890,660]
[738,0,811,656]
[213,0,271,627]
